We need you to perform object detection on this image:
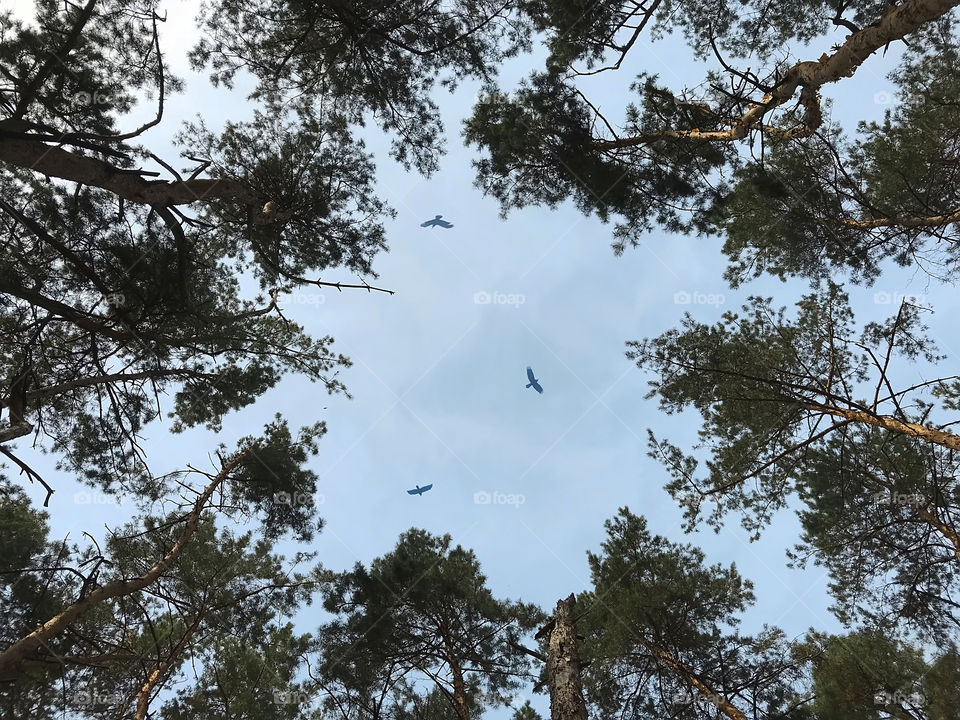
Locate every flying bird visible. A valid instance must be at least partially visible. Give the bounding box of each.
[407,484,433,496]
[421,215,453,228]
[525,366,543,394]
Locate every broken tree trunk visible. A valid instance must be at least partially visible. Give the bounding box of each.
[543,594,588,720]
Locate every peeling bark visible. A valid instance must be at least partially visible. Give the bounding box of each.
[544,594,587,720]
[593,0,960,149]
[809,404,960,451]
[832,207,960,229]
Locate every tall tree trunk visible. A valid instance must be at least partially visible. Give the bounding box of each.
[544,594,588,720]
[439,623,470,720]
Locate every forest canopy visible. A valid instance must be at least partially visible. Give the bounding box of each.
[2,0,960,719]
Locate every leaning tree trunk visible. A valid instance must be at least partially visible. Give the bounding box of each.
[544,594,588,720]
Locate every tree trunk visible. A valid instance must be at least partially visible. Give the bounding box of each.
[544,594,588,720]
[647,645,749,720]
[448,659,471,720]
[439,623,470,720]
[0,138,260,207]
[810,404,960,451]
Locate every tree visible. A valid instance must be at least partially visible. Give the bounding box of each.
[466,0,960,283]
[512,700,545,720]
[190,0,533,175]
[801,629,960,720]
[0,1,408,502]
[540,595,588,720]
[576,508,813,720]
[0,417,326,718]
[627,285,960,636]
[317,529,545,720]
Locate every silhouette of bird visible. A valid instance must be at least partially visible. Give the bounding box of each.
[526,366,543,394]
[407,484,433,496]
[421,215,453,228]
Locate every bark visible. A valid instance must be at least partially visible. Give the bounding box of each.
[833,207,960,229]
[132,609,206,720]
[809,404,960,451]
[0,138,261,207]
[593,0,960,149]
[439,622,471,720]
[0,421,33,443]
[647,645,749,720]
[0,450,247,680]
[544,594,588,720]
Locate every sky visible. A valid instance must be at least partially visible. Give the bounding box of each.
[7,0,960,715]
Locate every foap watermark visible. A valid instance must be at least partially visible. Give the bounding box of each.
[474,88,511,107]
[507,694,529,709]
[670,690,724,710]
[674,489,711,510]
[474,290,525,308]
[479,690,528,707]
[277,292,326,308]
[72,90,111,106]
[874,689,925,707]
[273,689,312,705]
[71,686,125,708]
[871,490,925,507]
[873,291,926,305]
[273,491,324,507]
[673,290,725,307]
[74,490,122,506]
[873,90,900,106]
[75,289,126,311]
[474,490,525,508]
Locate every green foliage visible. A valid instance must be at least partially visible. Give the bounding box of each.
[467,3,960,283]
[0,1,402,497]
[318,529,545,720]
[162,624,315,720]
[176,99,392,283]
[578,508,809,719]
[628,285,960,635]
[230,416,327,542]
[517,0,890,65]
[465,72,734,254]
[791,430,960,638]
[191,0,532,174]
[802,630,960,720]
[511,700,544,720]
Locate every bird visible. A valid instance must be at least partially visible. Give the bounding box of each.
[525,366,543,394]
[420,215,453,228]
[407,484,433,496]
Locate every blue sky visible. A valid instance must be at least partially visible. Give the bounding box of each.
[9,0,960,714]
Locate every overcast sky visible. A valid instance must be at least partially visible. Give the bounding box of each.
[9,0,960,715]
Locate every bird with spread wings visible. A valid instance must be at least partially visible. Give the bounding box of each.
[526,367,543,394]
[407,484,433,496]
[420,215,453,228]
